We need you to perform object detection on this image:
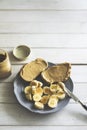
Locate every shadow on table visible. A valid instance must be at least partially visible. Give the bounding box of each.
[68,107,87,122]
[2,101,87,125]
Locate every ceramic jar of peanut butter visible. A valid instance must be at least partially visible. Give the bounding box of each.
[0,49,11,78]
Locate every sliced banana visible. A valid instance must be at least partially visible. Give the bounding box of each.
[32,85,37,90]
[50,94,59,102]
[30,80,38,87]
[37,81,43,87]
[40,95,49,104]
[36,87,43,96]
[57,87,64,93]
[48,98,58,108]
[24,80,66,110]
[34,102,44,109]
[32,87,43,95]
[57,92,66,99]
[30,80,43,88]
[43,86,52,95]
[50,84,58,93]
[24,86,32,94]
[33,94,42,101]
[25,93,32,101]
[32,88,36,95]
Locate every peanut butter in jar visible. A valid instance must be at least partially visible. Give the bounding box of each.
[0,49,12,78]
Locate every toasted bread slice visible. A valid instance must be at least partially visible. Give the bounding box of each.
[20,58,48,82]
[41,63,71,83]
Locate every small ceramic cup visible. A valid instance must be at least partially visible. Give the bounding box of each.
[0,49,12,78]
[13,45,31,60]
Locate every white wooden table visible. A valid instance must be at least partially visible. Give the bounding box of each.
[0,0,87,130]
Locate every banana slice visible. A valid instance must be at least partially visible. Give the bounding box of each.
[36,87,43,95]
[31,85,37,95]
[24,86,32,94]
[57,87,64,93]
[34,102,44,109]
[25,93,32,101]
[33,94,42,101]
[32,88,36,95]
[30,80,43,88]
[32,85,36,90]
[30,80,38,87]
[40,95,50,104]
[48,98,58,108]
[50,84,58,93]
[43,86,52,95]
[37,81,43,87]
[57,92,66,99]
[32,87,43,95]
[50,95,59,102]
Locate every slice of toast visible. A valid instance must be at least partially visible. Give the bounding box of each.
[20,58,48,82]
[41,63,71,83]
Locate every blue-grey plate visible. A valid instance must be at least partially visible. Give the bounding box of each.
[14,62,73,114]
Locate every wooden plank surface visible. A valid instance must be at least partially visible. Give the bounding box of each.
[0,48,86,64]
[0,11,87,22]
[0,34,87,48]
[0,0,87,10]
[7,48,87,64]
[0,126,87,130]
[0,22,87,34]
[0,103,86,125]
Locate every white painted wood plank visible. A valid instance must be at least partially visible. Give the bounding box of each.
[7,48,87,64]
[0,34,87,48]
[0,0,87,10]
[0,22,86,34]
[72,83,87,102]
[0,83,17,103]
[0,83,87,103]
[0,126,87,130]
[1,11,87,22]
[0,103,86,125]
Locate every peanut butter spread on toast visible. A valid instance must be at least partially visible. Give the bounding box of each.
[20,58,48,82]
[41,63,71,83]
